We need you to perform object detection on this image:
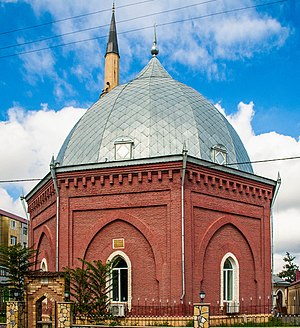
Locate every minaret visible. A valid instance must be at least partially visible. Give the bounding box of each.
[103,3,120,94]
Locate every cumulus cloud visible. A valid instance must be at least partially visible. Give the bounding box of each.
[217,101,300,273]
[20,0,290,83]
[0,105,86,216]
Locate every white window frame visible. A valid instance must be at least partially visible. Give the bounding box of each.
[212,144,227,165]
[220,253,239,307]
[10,235,17,245]
[10,220,17,229]
[107,251,132,310]
[40,258,48,272]
[114,137,134,160]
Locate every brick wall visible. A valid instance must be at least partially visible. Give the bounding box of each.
[27,159,274,307]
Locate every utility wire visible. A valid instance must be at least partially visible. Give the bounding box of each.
[0,0,222,51]
[0,155,299,184]
[0,0,287,60]
[0,0,154,36]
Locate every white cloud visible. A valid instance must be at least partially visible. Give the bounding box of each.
[0,105,86,216]
[217,101,300,274]
[21,0,290,81]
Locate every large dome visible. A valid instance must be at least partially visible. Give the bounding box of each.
[57,57,253,173]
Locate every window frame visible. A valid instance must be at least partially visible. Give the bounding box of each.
[220,253,239,307]
[212,144,227,165]
[107,251,132,310]
[10,235,17,246]
[114,137,134,161]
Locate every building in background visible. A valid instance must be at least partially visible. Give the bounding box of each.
[0,209,28,249]
[0,208,28,305]
[26,9,277,311]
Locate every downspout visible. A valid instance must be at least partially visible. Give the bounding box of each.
[181,143,188,300]
[20,195,29,248]
[50,156,60,272]
[270,172,281,307]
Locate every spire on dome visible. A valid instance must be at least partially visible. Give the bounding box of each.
[151,24,159,57]
[105,2,119,57]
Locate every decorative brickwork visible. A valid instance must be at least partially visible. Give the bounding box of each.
[27,158,275,307]
[25,272,67,328]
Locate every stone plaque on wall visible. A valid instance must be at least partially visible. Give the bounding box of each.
[113,238,125,249]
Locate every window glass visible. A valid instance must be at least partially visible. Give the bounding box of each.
[10,236,17,245]
[223,258,234,301]
[112,257,128,302]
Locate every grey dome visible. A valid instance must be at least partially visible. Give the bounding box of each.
[57,57,253,173]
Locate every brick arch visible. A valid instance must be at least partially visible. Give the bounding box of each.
[198,216,258,283]
[36,226,55,271]
[26,273,65,328]
[81,212,164,282]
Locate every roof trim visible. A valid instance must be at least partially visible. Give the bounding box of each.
[0,209,27,223]
[26,154,276,200]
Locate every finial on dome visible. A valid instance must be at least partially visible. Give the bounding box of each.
[151,24,159,57]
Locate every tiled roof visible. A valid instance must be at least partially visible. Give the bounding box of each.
[57,57,253,173]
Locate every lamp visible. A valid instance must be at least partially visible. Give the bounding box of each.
[64,291,70,302]
[199,290,206,303]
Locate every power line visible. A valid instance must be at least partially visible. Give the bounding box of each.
[0,0,222,51]
[0,0,154,36]
[0,0,287,60]
[0,155,299,184]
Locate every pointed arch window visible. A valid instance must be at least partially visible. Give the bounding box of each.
[112,257,128,302]
[223,259,233,301]
[220,253,239,306]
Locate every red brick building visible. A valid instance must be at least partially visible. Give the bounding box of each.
[26,10,276,311]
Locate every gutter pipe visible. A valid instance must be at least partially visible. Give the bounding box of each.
[50,156,60,272]
[181,143,188,300]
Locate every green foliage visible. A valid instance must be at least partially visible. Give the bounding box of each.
[0,243,37,301]
[278,252,299,283]
[64,258,113,323]
[185,319,194,327]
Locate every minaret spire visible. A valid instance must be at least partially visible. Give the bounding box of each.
[151,24,159,57]
[103,2,120,95]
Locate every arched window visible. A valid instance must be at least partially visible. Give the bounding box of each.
[112,257,128,302]
[223,259,233,301]
[220,253,239,307]
[107,251,132,309]
[40,258,48,272]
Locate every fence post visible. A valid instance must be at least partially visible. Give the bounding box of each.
[57,302,73,328]
[6,301,26,328]
[194,303,210,328]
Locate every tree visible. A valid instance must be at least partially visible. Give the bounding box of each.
[278,252,299,283]
[0,243,38,301]
[64,258,113,322]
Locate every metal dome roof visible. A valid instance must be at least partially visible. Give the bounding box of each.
[57,57,253,173]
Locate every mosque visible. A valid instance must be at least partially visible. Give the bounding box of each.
[26,8,276,311]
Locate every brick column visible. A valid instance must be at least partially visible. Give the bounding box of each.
[6,301,26,328]
[194,303,210,328]
[57,302,73,328]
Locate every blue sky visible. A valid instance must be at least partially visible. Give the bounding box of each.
[0,0,299,137]
[0,0,300,272]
